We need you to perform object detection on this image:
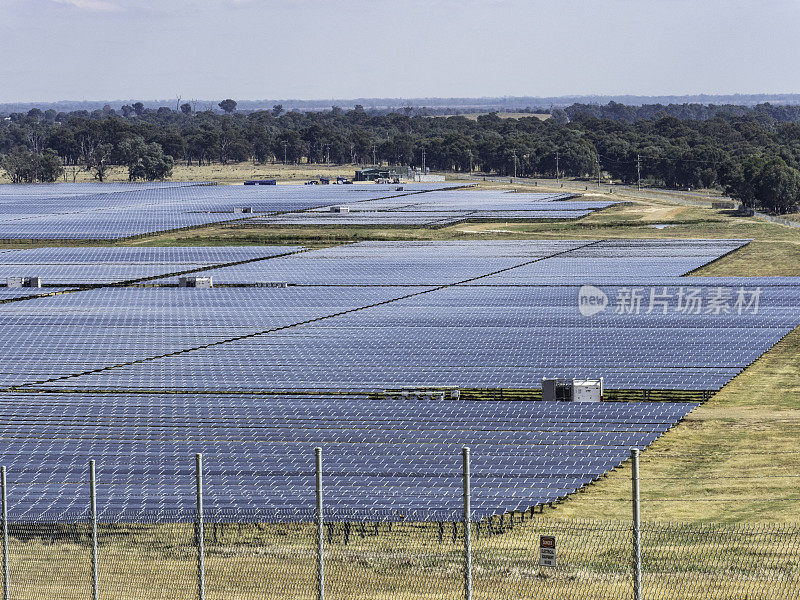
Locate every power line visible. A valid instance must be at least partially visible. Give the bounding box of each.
[596,153,723,167]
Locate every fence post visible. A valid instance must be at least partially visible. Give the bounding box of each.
[1,467,9,600]
[631,448,641,600]
[462,447,472,600]
[89,460,99,600]
[315,447,324,600]
[195,453,205,600]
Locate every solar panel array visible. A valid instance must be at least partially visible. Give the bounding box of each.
[0,246,304,285]
[0,391,697,522]
[1,237,797,522]
[3,239,797,393]
[0,182,466,240]
[0,287,70,301]
[0,286,433,388]
[252,191,619,226]
[150,240,590,286]
[149,239,745,286]
[49,279,798,393]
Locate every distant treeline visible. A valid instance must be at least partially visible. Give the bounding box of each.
[563,101,800,123]
[3,100,800,213]
[4,93,800,115]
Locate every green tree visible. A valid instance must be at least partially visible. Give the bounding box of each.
[755,158,800,213]
[37,149,64,182]
[218,99,237,114]
[85,143,114,182]
[135,143,174,180]
[117,136,148,181]
[727,156,800,213]
[118,136,174,180]
[0,147,38,182]
[0,146,63,183]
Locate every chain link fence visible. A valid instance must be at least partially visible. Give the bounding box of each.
[2,513,800,599]
[2,453,800,600]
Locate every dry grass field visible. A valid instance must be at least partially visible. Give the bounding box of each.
[1,162,363,185]
[7,517,798,599]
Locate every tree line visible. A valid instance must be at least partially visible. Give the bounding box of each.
[2,100,800,213]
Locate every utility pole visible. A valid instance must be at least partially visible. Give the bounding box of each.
[282,140,288,165]
[597,156,601,187]
[637,154,642,191]
[468,150,473,174]
[421,148,426,173]
[555,150,560,183]
[372,144,377,166]
[511,150,517,179]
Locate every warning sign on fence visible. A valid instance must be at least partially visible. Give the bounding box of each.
[539,535,556,567]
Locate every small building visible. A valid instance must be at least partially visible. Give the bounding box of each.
[542,378,604,402]
[7,276,41,288]
[178,276,213,289]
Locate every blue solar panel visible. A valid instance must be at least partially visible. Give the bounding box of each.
[0,286,434,387]
[252,190,617,226]
[0,246,304,285]
[0,392,697,522]
[0,182,466,240]
[2,239,790,394]
[0,287,72,301]
[0,237,792,523]
[150,240,588,286]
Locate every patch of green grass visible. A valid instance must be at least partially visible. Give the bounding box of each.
[553,324,800,524]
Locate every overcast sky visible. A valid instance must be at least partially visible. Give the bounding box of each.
[1,0,799,103]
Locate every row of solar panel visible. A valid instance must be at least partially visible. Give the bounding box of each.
[0,239,741,286]
[249,190,616,226]
[0,391,695,521]
[1,239,795,392]
[0,182,468,239]
[0,245,304,285]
